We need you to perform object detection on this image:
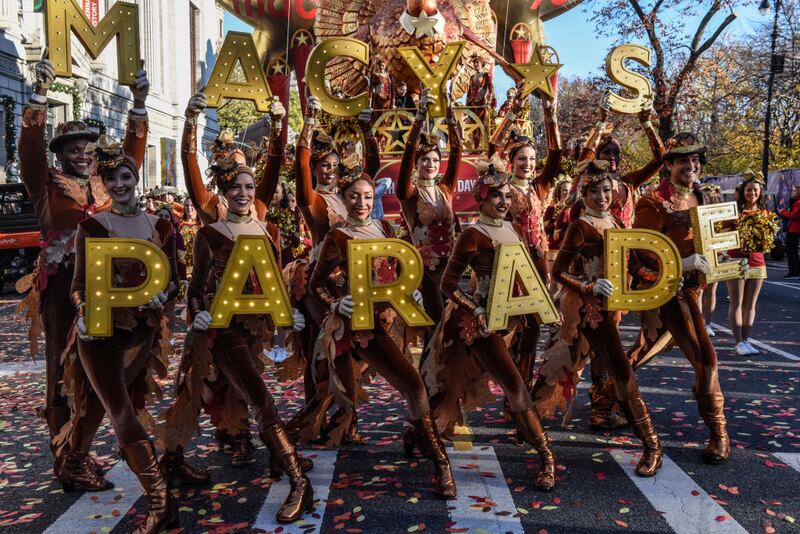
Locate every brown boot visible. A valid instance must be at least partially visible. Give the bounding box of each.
[214,429,237,449]
[589,381,629,431]
[230,432,256,468]
[697,392,730,464]
[513,408,556,491]
[268,451,314,479]
[618,397,663,477]
[260,422,314,524]
[341,411,364,445]
[58,451,114,492]
[410,415,457,499]
[159,447,210,486]
[121,440,178,534]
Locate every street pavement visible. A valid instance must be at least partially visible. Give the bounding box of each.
[0,264,797,533]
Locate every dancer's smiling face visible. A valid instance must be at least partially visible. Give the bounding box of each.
[222,173,255,216]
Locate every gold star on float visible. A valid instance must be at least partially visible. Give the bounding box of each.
[511,45,563,99]
[411,11,440,38]
[292,30,312,48]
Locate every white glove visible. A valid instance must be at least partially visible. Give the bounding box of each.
[76,316,95,342]
[600,91,613,112]
[411,289,424,307]
[140,291,169,311]
[682,253,711,274]
[292,308,306,332]
[131,61,150,101]
[187,91,207,115]
[192,310,213,331]
[333,295,355,319]
[416,88,435,119]
[306,95,322,117]
[592,278,615,298]
[270,98,286,121]
[357,108,372,125]
[35,58,55,91]
[739,258,750,278]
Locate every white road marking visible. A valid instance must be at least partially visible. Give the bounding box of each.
[773,453,800,474]
[764,280,800,291]
[710,322,800,361]
[610,449,748,534]
[43,462,141,534]
[251,450,338,532]
[447,446,525,534]
[0,359,45,376]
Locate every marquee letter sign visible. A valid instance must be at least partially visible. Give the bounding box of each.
[486,243,558,331]
[605,44,654,114]
[306,38,370,118]
[690,202,742,284]
[85,238,168,337]
[604,229,682,311]
[45,0,142,86]
[348,239,433,330]
[208,235,293,328]
[205,31,274,112]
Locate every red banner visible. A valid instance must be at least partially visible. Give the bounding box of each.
[81,0,100,26]
[0,232,40,251]
[267,74,290,146]
[291,43,314,115]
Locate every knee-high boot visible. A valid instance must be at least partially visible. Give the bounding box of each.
[408,415,456,499]
[618,397,663,477]
[697,392,730,464]
[120,440,178,534]
[513,408,556,491]
[260,421,314,523]
[159,446,210,485]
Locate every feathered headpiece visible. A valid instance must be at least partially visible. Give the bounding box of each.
[576,159,615,194]
[311,130,339,166]
[505,130,536,160]
[89,135,138,179]
[739,170,766,186]
[336,152,371,192]
[206,129,253,188]
[417,132,441,158]
[473,154,512,203]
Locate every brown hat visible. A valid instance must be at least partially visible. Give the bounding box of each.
[48,120,100,152]
[664,132,707,163]
[89,135,139,179]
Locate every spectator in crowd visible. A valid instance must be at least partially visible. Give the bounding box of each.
[780,184,800,279]
[395,81,415,109]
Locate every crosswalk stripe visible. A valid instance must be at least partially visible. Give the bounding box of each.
[251,450,338,532]
[710,322,800,361]
[764,280,800,291]
[447,446,525,534]
[42,462,140,534]
[773,453,800,474]
[610,449,748,534]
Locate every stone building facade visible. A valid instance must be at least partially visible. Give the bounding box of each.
[0,0,224,189]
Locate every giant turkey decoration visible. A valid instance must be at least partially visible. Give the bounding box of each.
[315,0,497,100]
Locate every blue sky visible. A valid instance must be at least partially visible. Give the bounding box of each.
[224,3,767,97]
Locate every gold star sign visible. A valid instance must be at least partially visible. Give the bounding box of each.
[511,45,562,99]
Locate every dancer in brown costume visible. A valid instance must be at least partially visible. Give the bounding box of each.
[531,160,663,478]
[286,96,379,445]
[396,87,462,325]
[628,133,745,464]
[576,102,666,430]
[68,138,179,533]
[18,56,149,489]
[422,156,557,491]
[308,171,456,499]
[490,92,562,395]
[162,155,314,523]
[167,92,287,474]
